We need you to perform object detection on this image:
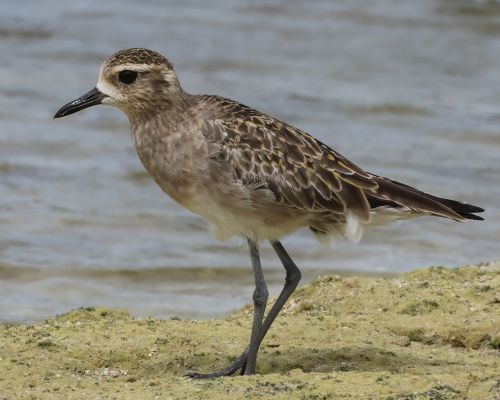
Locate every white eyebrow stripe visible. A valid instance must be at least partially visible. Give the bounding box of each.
[110,63,152,72]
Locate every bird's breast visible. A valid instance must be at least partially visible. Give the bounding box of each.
[131,125,209,206]
[130,121,311,241]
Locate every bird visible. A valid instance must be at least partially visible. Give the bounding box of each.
[54,48,484,378]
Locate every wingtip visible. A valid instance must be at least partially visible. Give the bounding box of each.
[460,203,485,214]
[464,213,484,221]
[457,203,485,220]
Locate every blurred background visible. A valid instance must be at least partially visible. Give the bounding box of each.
[0,0,499,322]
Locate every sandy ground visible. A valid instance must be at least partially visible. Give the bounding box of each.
[1,262,498,399]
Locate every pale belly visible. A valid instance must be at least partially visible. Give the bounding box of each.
[177,187,310,242]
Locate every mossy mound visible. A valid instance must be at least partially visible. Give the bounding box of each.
[1,262,498,399]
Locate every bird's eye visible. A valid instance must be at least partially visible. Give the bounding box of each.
[118,70,138,84]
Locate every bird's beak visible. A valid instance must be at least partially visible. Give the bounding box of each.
[53,87,108,119]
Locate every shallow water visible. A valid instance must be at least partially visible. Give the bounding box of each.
[0,0,499,322]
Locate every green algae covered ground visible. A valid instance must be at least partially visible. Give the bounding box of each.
[1,262,498,400]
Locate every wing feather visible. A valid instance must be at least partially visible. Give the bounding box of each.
[200,96,483,225]
[202,106,375,222]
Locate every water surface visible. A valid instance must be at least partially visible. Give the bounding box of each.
[0,0,499,322]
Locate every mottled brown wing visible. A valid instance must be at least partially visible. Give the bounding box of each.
[201,105,377,223]
[200,96,483,223]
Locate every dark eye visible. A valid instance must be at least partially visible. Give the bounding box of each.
[118,70,138,84]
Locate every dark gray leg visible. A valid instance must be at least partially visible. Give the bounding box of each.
[258,241,301,339]
[187,240,300,379]
[244,239,268,375]
[238,240,301,372]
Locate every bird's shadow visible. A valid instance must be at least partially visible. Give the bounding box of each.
[180,345,440,376]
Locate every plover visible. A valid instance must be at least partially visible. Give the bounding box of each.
[54,48,484,378]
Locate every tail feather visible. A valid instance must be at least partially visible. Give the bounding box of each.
[369,177,484,221]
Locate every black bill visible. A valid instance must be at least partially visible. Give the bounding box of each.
[53,87,107,119]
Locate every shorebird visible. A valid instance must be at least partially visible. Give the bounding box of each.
[54,48,484,378]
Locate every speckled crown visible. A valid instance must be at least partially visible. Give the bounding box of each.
[105,48,173,69]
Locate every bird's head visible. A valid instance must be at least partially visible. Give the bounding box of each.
[54,48,184,121]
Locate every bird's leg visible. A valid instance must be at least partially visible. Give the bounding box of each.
[260,241,302,339]
[238,240,301,373]
[188,240,301,379]
[243,238,268,374]
[187,239,268,378]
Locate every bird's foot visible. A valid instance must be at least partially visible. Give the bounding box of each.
[186,351,248,379]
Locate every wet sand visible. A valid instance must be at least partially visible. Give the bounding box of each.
[1,262,498,399]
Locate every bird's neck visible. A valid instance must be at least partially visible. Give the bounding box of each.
[126,89,193,126]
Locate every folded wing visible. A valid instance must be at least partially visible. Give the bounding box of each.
[201,97,484,236]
